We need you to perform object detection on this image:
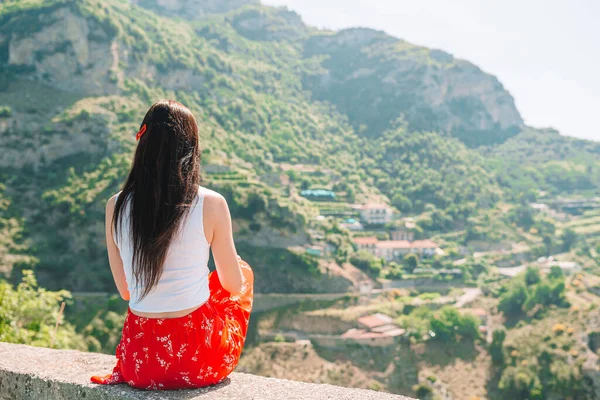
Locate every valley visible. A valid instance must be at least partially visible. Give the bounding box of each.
[1,0,600,399]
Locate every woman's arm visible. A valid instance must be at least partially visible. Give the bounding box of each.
[205,193,243,294]
[106,195,130,300]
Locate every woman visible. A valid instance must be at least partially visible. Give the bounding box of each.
[90,100,254,390]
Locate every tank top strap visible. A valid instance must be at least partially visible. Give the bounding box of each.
[196,186,208,244]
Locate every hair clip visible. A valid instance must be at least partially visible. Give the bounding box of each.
[135,124,147,141]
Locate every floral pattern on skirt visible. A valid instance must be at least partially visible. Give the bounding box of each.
[90,262,253,390]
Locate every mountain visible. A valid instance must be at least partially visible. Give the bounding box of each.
[130,0,259,20]
[0,0,597,292]
[303,28,524,147]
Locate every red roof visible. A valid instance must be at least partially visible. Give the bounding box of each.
[357,313,393,329]
[375,240,438,249]
[354,236,378,245]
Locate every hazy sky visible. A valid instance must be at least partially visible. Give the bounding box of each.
[262,0,600,142]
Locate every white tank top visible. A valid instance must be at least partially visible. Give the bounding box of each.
[113,186,211,313]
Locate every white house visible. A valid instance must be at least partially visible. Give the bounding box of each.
[358,203,394,225]
[353,237,439,261]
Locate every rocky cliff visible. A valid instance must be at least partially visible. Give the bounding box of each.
[303,28,524,146]
[0,0,593,294]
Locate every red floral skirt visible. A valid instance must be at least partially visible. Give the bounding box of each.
[90,262,253,390]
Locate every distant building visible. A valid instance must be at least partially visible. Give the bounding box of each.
[305,245,323,257]
[308,313,405,348]
[340,313,405,347]
[439,268,463,277]
[497,265,527,278]
[353,237,439,261]
[341,218,364,231]
[354,236,378,251]
[300,189,336,200]
[413,267,437,275]
[375,240,438,260]
[357,203,394,225]
[357,313,393,330]
[541,261,581,276]
[339,328,405,347]
[391,220,416,241]
[305,243,336,257]
[530,203,550,214]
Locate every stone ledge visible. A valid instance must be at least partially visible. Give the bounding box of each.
[0,342,417,399]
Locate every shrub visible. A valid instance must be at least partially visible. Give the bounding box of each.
[0,106,12,118]
[0,270,86,350]
[490,328,506,365]
[274,334,286,343]
[525,266,541,286]
[413,383,433,398]
[552,324,566,334]
[498,366,543,399]
[404,253,419,273]
[429,306,480,343]
[498,281,528,316]
[350,251,383,276]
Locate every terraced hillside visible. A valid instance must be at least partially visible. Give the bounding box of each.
[0,0,598,295]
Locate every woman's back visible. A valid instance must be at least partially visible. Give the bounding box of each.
[92,100,253,390]
[114,186,212,314]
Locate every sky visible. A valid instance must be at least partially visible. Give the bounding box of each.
[262,0,600,142]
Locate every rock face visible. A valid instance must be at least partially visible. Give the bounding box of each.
[130,0,259,19]
[304,28,524,146]
[1,7,120,96]
[0,3,212,98]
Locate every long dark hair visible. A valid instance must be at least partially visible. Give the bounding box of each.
[113,100,201,299]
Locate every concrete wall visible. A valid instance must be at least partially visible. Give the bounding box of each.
[0,342,416,400]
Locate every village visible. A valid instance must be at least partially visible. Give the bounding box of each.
[199,164,596,357]
[246,185,596,354]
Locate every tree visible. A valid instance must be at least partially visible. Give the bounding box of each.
[560,228,579,252]
[490,328,506,365]
[509,205,535,230]
[350,251,382,276]
[391,193,412,213]
[548,265,564,280]
[404,253,419,273]
[498,281,528,316]
[429,307,480,343]
[525,267,541,286]
[300,179,311,190]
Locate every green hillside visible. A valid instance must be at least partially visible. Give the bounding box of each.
[2,1,600,399]
[0,0,597,294]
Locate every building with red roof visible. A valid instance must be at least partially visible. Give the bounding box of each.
[353,237,439,261]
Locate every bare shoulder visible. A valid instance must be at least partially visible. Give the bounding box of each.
[106,193,118,211]
[201,187,228,213]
